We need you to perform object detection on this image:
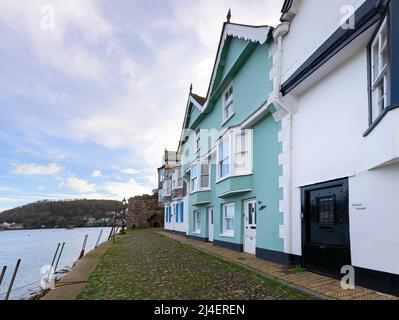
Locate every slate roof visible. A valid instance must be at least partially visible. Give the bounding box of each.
[190,93,206,106]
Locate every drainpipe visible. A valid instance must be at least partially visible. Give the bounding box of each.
[272,23,293,255]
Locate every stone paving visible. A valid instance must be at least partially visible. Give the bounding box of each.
[77,229,312,300]
[159,231,398,301]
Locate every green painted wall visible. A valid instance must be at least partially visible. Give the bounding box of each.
[185,36,283,253]
[221,38,250,80]
[252,117,284,252]
[188,104,202,129]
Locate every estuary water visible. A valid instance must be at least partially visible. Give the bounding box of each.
[0,227,112,300]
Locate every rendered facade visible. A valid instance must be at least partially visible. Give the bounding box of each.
[157,1,399,296]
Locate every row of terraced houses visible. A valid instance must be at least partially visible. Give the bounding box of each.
[156,0,399,296]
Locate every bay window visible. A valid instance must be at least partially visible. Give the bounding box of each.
[200,163,210,189]
[370,18,390,124]
[172,167,183,190]
[217,129,252,180]
[222,203,235,236]
[164,178,171,196]
[191,160,210,192]
[218,136,231,179]
[234,131,251,175]
[190,164,199,193]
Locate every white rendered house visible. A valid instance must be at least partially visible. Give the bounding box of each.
[269,0,399,296]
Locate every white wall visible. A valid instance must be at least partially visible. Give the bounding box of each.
[287,42,399,276]
[173,197,189,234]
[282,0,366,83]
[164,204,174,231]
[291,48,369,190]
[349,163,399,275]
[290,48,368,256]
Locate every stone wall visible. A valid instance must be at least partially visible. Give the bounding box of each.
[127,192,164,229]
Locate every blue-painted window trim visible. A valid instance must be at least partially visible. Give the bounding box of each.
[175,204,179,223]
[180,202,184,223]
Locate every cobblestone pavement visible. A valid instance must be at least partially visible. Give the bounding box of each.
[77,229,312,300]
[159,231,398,301]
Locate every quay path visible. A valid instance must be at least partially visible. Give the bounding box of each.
[76,229,312,300]
[43,229,397,300]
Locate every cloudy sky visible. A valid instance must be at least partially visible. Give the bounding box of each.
[0,0,283,212]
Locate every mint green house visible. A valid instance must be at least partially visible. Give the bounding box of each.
[176,17,289,264]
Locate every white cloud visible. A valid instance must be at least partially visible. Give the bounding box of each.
[11,163,64,176]
[0,0,113,81]
[120,168,140,175]
[0,186,18,192]
[92,170,104,178]
[66,177,96,193]
[0,1,283,211]
[102,178,151,199]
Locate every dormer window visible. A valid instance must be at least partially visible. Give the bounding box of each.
[370,18,390,124]
[223,84,234,123]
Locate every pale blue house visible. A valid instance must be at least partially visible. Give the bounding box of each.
[176,14,290,264]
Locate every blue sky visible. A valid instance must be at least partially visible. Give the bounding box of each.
[0,0,282,212]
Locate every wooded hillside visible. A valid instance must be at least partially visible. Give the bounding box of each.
[0,199,121,229]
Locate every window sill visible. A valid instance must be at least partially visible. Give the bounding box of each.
[193,231,201,235]
[219,233,235,239]
[364,104,399,137]
[216,173,253,184]
[221,113,235,127]
[191,189,211,194]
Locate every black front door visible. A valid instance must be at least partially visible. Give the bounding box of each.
[302,179,351,277]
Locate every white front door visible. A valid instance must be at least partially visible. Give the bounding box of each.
[244,200,257,255]
[208,207,214,242]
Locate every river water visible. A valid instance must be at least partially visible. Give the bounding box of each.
[0,227,112,300]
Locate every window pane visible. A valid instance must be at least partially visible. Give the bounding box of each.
[372,43,379,81]
[201,175,209,188]
[235,152,247,170]
[317,196,336,225]
[218,137,230,178]
[221,162,229,177]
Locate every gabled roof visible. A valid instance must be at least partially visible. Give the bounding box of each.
[178,90,206,152]
[181,91,206,131]
[191,93,206,106]
[177,16,273,152]
[205,21,273,102]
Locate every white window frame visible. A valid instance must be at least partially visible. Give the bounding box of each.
[190,158,211,193]
[199,161,211,190]
[216,129,253,182]
[195,128,201,158]
[190,163,199,193]
[217,135,231,180]
[172,167,183,190]
[370,18,389,123]
[233,130,252,176]
[221,203,235,237]
[193,210,201,234]
[164,178,171,196]
[222,83,235,123]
